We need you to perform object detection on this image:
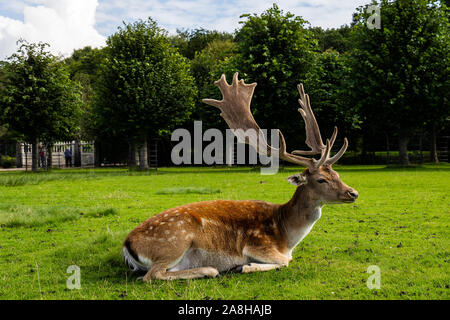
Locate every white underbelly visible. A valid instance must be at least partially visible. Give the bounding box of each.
[168,248,249,272]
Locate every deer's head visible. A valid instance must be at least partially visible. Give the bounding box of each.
[203,73,358,205]
[287,165,358,204]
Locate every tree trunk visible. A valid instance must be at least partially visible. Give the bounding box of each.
[94,141,101,167]
[430,123,439,163]
[398,134,410,166]
[128,141,138,168]
[74,139,82,167]
[31,139,38,172]
[138,138,149,170]
[47,144,52,170]
[16,142,23,168]
[385,133,390,165]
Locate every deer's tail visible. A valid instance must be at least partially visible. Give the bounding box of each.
[122,239,148,273]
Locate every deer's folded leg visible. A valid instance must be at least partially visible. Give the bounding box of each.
[241,263,286,273]
[143,264,219,281]
[239,246,289,274]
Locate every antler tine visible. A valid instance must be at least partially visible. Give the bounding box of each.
[202,74,229,108]
[291,83,325,156]
[326,137,348,165]
[315,139,331,169]
[330,126,338,149]
[216,73,231,92]
[291,84,348,169]
[277,130,316,167]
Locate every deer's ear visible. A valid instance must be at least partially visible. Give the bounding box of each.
[286,174,307,186]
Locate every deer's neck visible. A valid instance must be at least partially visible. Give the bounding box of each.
[277,186,323,254]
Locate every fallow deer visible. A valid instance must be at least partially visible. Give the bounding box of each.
[123,73,358,281]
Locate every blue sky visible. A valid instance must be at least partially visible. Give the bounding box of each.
[0,0,369,58]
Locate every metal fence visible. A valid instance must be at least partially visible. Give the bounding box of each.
[18,141,95,169]
[1,136,449,169]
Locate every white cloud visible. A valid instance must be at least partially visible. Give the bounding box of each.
[0,0,370,59]
[0,0,106,59]
[95,0,369,35]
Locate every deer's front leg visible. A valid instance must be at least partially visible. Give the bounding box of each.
[240,246,290,274]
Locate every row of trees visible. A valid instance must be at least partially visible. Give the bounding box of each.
[0,1,449,170]
[0,42,82,170]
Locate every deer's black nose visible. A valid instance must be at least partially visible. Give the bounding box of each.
[348,190,359,199]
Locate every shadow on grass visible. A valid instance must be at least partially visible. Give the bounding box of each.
[53,230,133,285]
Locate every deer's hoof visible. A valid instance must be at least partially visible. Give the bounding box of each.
[204,267,219,278]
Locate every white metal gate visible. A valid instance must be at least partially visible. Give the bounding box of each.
[20,141,95,168]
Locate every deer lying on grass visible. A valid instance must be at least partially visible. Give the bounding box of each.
[123,73,358,281]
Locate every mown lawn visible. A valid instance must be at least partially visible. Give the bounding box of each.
[0,165,448,300]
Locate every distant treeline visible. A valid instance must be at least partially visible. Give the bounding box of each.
[0,1,448,170]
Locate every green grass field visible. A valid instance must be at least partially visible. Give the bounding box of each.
[0,165,448,300]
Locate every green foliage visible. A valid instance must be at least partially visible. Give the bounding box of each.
[0,40,82,144]
[65,46,105,79]
[0,155,15,168]
[306,49,361,141]
[170,28,234,59]
[94,19,197,142]
[64,47,107,140]
[191,39,237,86]
[191,39,238,129]
[169,29,236,130]
[348,0,449,161]
[0,125,7,139]
[309,26,352,53]
[235,4,318,147]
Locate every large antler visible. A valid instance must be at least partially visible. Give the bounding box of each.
[293,83,348,167]
[202,73,348,170]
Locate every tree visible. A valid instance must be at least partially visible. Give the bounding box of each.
[170,28,234,60]
[306,49,361,147]
[309,26,352,53]
[94,18,196,169]
[65,47,107,166]
[190,39,237,129]
[421,2,449,162]
[349,0,449,165]
[234,4,318,148]
[0,40,82,171]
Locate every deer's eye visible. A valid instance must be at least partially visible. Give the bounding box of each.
[317,179,328,184]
